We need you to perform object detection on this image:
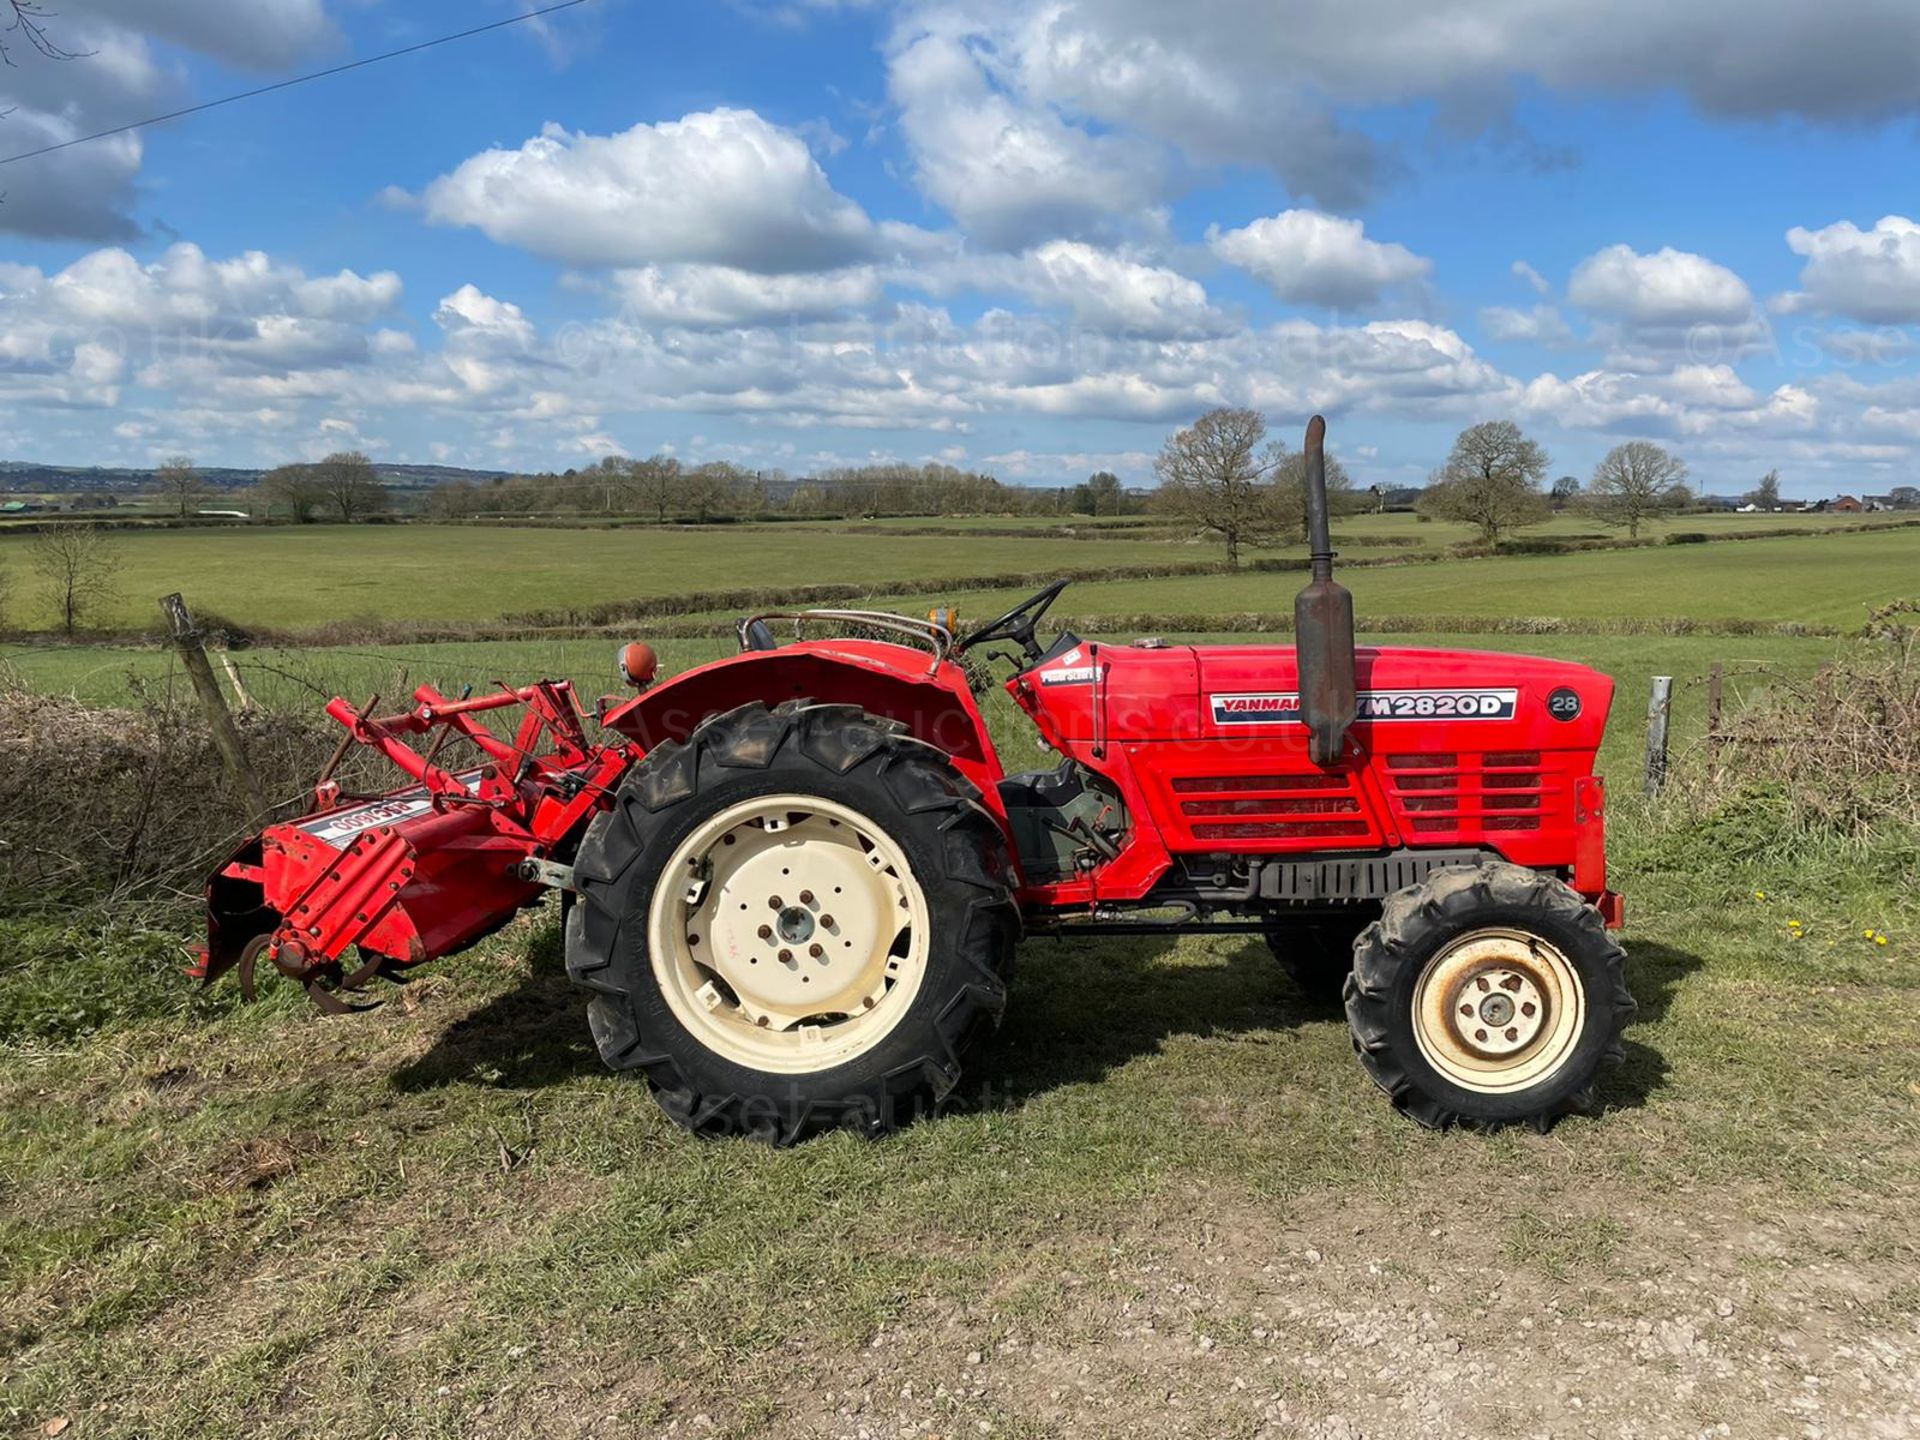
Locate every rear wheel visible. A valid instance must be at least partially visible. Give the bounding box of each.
[567,700,1018,1144]
[1345,863,1633,1130]
[1263,914,1371,1008]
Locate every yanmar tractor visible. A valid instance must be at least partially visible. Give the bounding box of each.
[196,417,1633,1142]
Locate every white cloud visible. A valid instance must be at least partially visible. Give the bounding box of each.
[1777,215,1920,324]
[1512,260,1551,296]
[874,0,1920,223]
[916,241,1223,338]
[609,265,887,327]
[1564,243,1769,368]
[1207,210,1431,308]
[885,21,1166,248]
[1568,244,1754,326]
[1481,304,1573,345]
[417,109,879,272]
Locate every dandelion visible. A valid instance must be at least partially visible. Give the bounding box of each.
[1876,935,1889,947]
[1755,890,1768,901]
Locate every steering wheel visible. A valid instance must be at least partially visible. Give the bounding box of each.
[953,579,1070,662]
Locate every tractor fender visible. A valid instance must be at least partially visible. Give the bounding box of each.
[600,642,1009,814]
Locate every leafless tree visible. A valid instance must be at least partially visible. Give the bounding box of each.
[1587,440,1691,538]
[152,455,209,519]
[1417,420,1551,546]
[30,522,118,635]
[1745,469,1782,511]
[312,451,388,522]
[1268,444,1357,543]
[2,0,89,66]
[629,455,684,524]
[258,463,326,523]
[1152,407,1286,568]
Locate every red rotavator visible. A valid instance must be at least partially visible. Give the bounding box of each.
[195,417,1633,1142]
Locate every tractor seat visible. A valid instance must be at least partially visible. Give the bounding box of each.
[739,618,778,652]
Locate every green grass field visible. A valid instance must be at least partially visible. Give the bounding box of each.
[2,510,1912,635]
[3,508,1917,1438]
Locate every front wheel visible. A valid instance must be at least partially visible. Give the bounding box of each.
[566,701,1018,1144]
[1344,863,1634,1130]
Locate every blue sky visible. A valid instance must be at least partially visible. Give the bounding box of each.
[4,0,1920,497]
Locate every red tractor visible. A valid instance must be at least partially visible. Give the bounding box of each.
[196,418,1633,1142]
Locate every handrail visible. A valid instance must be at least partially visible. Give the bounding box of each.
[739,607,954,674]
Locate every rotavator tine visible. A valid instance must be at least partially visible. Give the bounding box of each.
[307,980,383,1016]
[237,935,270,1004]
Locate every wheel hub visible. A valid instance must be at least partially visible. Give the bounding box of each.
[1410,928,1585,1095]
[648,794,931,1073]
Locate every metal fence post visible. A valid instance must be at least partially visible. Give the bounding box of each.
[1644,675,1674,796]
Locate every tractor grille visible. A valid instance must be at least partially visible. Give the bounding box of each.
[1385,751,1546,836]
[1172,773,1370,841]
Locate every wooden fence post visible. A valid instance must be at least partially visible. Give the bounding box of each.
[217,649,256,713]
[160,592,270,819]
[1644,675,1674,797]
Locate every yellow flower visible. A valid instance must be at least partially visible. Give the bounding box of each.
[1755,891,1768,900]
[1864,929,1876,938]
[1876,936,1889,946]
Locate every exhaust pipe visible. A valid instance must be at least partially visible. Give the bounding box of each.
[1294,414,1357,766]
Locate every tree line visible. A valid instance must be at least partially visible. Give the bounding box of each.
[147,452,390,523]
[1151,407,1715,565]
[419,455,1143,523]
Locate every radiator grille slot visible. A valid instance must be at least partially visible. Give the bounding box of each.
[1385,751,1548,835]
[1174,772,1369,840]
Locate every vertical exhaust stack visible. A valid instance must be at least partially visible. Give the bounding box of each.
[1294,414,1357,766]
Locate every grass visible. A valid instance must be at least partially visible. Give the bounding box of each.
[2,514,1918,1436]
[847,526,1920,632]
[0,523,1197,632]
[1,510,1911,637]
[1,806,1915,1437]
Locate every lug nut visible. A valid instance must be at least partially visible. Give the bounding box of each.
[808,943,824,958]
[757,924,773,940]
[799,889,815,905]
[779,948,794,963]
[819,914,835,928]
[768,895,783,909]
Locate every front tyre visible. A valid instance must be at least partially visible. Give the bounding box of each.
[1344,863,1634,1130]
[566,701,1018,1144]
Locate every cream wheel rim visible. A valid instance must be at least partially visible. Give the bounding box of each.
[647,793,930,1073]
[1411,928,1584,1094]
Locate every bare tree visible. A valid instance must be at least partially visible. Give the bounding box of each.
[30,522,118,635]
[1417,420,1551,545]
[1269,444,1357,543]
[629,455,683,524]
[1745,469,1782,511]
[1152,407,1285,568]
[1587,441,1691,537]
[151,455,209,519]
[2,0,89,65]
[312,451,388,522]
[258,463,325,523]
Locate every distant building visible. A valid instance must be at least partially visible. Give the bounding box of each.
[1831,495,1863,513]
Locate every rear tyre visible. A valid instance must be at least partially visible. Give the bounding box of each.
[1263,914,1371,1008]
[1345,863,1633,1131]
[566,700,1018,1144]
